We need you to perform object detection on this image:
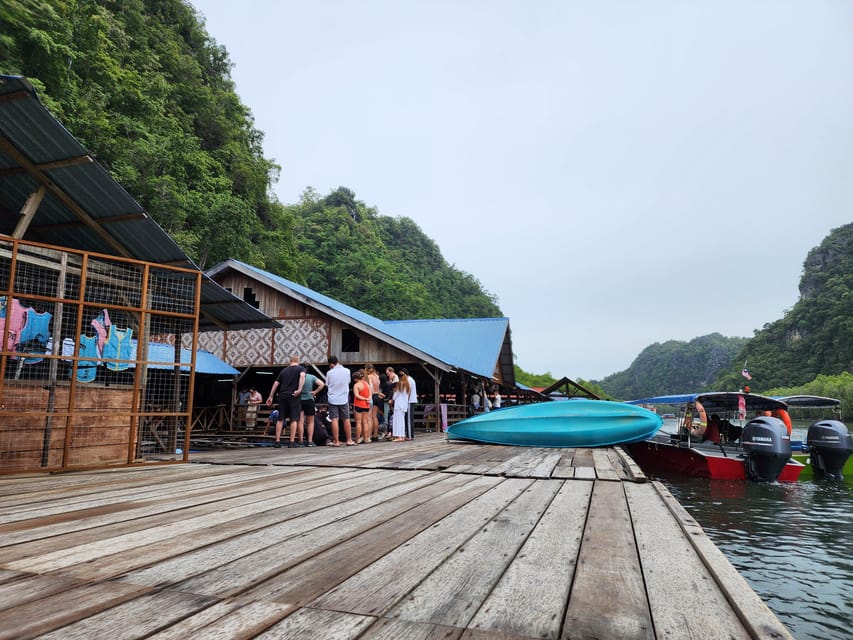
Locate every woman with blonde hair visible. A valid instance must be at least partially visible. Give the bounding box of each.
[391,373,411,442]
[352,369,371,443]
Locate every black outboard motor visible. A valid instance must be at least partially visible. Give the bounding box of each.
[806,420,853,480]
[740,416,791,482]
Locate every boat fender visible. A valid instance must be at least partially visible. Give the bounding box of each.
[772,409,792,435]
[690,400,708,438]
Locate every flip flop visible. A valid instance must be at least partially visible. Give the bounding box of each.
[329,442,341,447]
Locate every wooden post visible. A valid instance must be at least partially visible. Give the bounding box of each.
[40,251,66,467]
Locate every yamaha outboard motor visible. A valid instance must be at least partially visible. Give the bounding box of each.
[806,420,853,480]
[740,416,791,482]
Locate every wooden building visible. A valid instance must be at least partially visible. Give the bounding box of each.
[199,259,528,426]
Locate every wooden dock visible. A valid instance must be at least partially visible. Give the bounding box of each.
[0,434,792,639]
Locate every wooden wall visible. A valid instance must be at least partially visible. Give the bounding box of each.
[0,384,136,471]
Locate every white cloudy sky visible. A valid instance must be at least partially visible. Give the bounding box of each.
[190,0,853,380]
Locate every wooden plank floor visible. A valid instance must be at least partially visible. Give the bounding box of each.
[0,434,793,639]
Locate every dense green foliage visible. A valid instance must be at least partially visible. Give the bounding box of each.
[512,366,557,389]
[595,334,749,400]
[765,372,853,417]
[0,0,500,321]
[1,0,297,273]
[714,223,853,391]
[288,187,500,319]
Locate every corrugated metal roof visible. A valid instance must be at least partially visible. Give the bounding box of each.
[207,259,515,384]
[131,340,238,374]
[386,318,512,381]
[0,75,279,333]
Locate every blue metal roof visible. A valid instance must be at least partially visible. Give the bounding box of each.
[229,259,390,336]
[386,318,509,380]
[133,340,239,375]
[208,259,514,381]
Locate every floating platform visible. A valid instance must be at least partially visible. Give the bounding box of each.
[0,434,792,639]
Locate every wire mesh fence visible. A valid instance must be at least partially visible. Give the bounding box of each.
[0,238,200,472]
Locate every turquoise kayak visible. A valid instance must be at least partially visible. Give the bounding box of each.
[446,399,663,448]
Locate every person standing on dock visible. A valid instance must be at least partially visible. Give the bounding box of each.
[399,368,417,440]
[391,373,411,441]
[383,367,398,437]
[266,354,305,448]
[246,387,263,429]
[352,370,371,443]
[236,387,249,427]
[365,363,382,441]
[326,355,354,446]
[299,371,325,446]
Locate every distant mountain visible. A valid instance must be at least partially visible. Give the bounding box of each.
[714,223,853,390]
[597,223,853,398]
[594,334,749,400]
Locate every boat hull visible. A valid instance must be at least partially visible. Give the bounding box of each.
[445,399,662,448]
[626,437,804,482]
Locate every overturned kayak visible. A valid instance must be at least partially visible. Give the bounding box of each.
[446,399,662,448]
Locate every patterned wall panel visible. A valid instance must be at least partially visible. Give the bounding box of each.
[274,318,329,364]
[223,328,275,366]
[188,333,223,359]
[185,320,329,367]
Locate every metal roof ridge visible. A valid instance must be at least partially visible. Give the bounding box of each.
[206,259,456,371]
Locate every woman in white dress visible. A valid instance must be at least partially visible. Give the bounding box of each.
[391,374,411,442]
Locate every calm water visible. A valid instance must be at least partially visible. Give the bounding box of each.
[657,474,853,640]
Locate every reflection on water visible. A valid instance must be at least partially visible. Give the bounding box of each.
[659,475,853,640]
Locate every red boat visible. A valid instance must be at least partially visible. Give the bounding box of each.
[625,392,805,482]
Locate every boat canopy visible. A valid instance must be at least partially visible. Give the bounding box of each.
[774,395,841,409]
[628,392,787,414]
[627,393,699,405]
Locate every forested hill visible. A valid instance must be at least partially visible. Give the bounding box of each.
[713,223,853,390]
[288,187,500,319]
[1,0,500,320]
[596,223,853,397]
[595,334,748,400]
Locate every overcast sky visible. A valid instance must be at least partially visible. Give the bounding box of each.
[190,0,853,381]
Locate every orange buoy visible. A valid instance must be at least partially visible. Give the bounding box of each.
[691,400,708,438]
[773,408,792,435]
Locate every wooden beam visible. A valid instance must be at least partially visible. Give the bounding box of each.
[27,211,149,231]
[12,184,45,238]
[0,136,131,257]
[0,89,29,105]
[0,154,93,176]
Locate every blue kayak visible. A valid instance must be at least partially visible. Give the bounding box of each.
[446,399,662,448]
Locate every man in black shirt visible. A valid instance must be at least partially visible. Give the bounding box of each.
[267,354,306,448]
